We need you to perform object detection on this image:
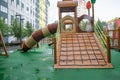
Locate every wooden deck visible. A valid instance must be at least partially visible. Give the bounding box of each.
[54,33,112,68]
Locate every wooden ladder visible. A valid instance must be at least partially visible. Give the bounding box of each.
[0,31,8,57]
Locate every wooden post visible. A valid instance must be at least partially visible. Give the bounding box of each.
[0,32,9,57]
[118,27,120,50]
[54,38,57,64]
[107,36,111,63]
[88,9,90,16]
[75,7,78,32]
[58,8,61,20]
[92,4,94,32]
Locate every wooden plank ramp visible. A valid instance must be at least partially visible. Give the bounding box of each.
[54,33,112,68]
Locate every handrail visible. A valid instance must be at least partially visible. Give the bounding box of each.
[95,21,111,63]
[94,21,107,51]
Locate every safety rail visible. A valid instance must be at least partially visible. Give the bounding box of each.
[95,21,111,63]
[94,21,107,51]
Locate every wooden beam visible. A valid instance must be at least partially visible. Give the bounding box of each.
[118,27,120,50]
[0,32,9,57]
[54,38,57,64]
[107,36,111,63]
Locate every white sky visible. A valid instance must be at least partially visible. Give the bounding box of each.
[48,0,120,24]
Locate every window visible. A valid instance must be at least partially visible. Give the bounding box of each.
[27,7,29,11]
[16,0,20,5]
[11,15,14,24]
[3,0,8,3]
[33,0,34,3]
[21,3,24,8]
[0,5,8,13]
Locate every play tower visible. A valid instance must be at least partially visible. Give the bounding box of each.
[54,0,112,68]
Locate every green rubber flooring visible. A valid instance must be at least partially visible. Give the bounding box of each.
[0,44,120,80]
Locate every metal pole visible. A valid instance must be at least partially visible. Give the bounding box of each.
[16,14,23,48]
[20,15,22,48]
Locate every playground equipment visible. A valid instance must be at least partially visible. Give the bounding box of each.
[22,0,112,68]
[0,31,9,57]
[105,18,120,50]
[22,23,58,52]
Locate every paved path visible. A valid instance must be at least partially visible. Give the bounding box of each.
[0,45,20,52]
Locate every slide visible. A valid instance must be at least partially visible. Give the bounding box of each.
[22,23,58,52]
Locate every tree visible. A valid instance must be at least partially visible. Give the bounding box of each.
[11,18,27,39]
[11,18,21,39]
[0,17,8,36]
[25,21,34,37]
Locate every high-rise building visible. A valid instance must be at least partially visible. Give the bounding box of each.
[77,0,87,17]
[39,0,50,28]
[0,0,50,29]
[0,0,8,24]
[35,0,40,30]
[8,0,38,30]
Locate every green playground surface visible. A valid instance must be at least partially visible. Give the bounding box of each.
[0,44,120,80]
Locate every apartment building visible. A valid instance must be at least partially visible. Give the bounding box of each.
[0,0,8,23]
[39,0,50,28]
[8,0,38,30]
[77,0,87,17]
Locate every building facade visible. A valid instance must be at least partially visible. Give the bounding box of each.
[8,0,38,29]
[35,0,40,29]
[39,0,50,28]
[0,0,50,30]
[0,0,8,23]
[77,0,87,17]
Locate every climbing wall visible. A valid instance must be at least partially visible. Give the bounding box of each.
[55,33,112,68]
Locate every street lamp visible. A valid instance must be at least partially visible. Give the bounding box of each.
[15,14,24,48]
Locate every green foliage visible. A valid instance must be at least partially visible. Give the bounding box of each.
[0,17,9,37]
[11,18,21,39]
[25,21,34,37]
[11,18,27,39]
[97,19,104,31]
[11,18,34,39]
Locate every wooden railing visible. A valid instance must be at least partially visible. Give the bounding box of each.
[94,21,107,51]
[94,21,111,63]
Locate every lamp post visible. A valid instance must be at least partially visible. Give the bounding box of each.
[15,14,24,48]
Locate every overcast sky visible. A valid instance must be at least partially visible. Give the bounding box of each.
[48,0,120,24]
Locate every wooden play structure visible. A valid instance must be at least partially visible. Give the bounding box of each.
[0,31,8,57]
[54,0,112,68]
[22,0,112,68]
[106,18,120,50]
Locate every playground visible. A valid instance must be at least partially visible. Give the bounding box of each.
[0,0,120,80]
[0,45,120,80]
